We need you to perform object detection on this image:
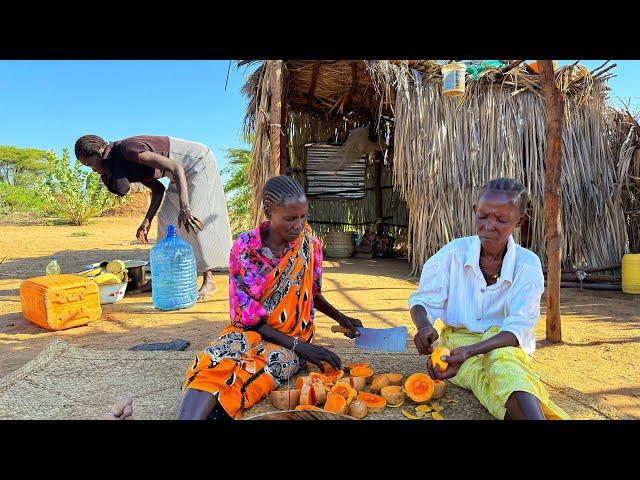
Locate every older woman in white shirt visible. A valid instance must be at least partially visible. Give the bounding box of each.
[409,178,568,420]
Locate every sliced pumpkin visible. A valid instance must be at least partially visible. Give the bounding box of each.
[432,379,446,399]
[350,366,374,384]
[270,389,301,410]
[357,392,387,413]
[337,376,367,392]
[386,373,403,386]
[370,374,391,394]
[309,372,334,386]
[295,405,322,411]
[415,404,434,413]
[324,394,348,415]
[299,381,327,406]
[404,373,434,403]
[380,385,405,405]
[330,382,358,405]
[431,347,450,373]
[344,362,369,372]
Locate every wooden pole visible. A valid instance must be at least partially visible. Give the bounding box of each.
[538,60,565,343]
[269,60,284,176]
[374,153,383,234]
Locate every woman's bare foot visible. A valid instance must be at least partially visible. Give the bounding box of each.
[100,396,134,420]
[196,272,217,302]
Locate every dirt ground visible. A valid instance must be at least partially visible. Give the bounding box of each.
[1,216,639,419]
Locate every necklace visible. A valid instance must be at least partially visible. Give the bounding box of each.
[479,259,500,279]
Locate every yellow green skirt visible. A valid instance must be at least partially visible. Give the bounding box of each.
[438,325,569,420]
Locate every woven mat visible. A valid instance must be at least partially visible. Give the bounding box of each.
[0,339,627,420]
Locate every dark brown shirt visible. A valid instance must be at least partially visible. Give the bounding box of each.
[100,135,170,196]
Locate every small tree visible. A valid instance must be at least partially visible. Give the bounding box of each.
[222,146,252,235]
[43,148,120,225]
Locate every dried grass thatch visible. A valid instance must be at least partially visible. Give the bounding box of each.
[241,60,639,273]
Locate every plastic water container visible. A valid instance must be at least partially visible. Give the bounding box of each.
[621,254,640,294]
[441,62,466,97]
[150,225,197,310]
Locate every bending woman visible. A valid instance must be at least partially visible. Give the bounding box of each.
[75,135,232,301]
[409,178,569,420]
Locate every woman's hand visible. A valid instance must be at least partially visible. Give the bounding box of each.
[337,314,363,339]
[295,342,342,371]
[427,346,471,380]
[413,323,439,355]
[136,218,151,244]
[178,205,204,234]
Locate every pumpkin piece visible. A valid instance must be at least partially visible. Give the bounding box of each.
[350,366,374,384]
[370,374,391,394]
[401,409,424,420]
[431,347,450,373]
[432,379,446,399]
[295,405,323,411]
[357,392,387,413]
[270,389,301,410]
[404,373,435,403]
[415,404,434,413]
[319,364,345,382]
[348,400,368,419]
[309,372,334,386]
[323,394,348,414]
[344,362,369,372]
[432,411,444,420]
[299,381,327,406]
[380,385,405,405]
[337,376,367,392]
[295,376,312,390]
[330,382,358,405]
[386,373,403,386]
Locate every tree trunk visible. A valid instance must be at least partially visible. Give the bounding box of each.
[538,60,564,343]
[269,60,284,176]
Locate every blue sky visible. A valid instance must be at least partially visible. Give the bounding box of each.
[0,60,638,179]
[0,60,254,176]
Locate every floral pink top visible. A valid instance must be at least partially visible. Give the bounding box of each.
[229,221,323,329]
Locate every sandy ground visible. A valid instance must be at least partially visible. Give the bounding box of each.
[1,216,639,418]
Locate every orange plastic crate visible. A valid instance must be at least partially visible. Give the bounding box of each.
[20,274,102,330]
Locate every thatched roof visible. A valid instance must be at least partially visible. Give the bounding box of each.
[240,60,639,272]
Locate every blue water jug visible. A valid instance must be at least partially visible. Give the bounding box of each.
[150,224,197,310]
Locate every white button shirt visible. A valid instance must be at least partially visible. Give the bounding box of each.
[408,235,544,356]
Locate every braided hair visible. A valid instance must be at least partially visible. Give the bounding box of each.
[479,177,529,214]
[74,135,107,161]
[262,175,306,217]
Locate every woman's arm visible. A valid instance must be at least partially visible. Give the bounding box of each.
[136,151,202,232]
[314,294,363,338]
[135,180,165,243]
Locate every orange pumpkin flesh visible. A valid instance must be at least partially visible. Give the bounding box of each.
[386,373,403,386]
[432,347,450,373]
[404,373,434,403]
[324,394,348,414]
[370,374,391,394]
[345,362,369,372]
[330,382,358,405]
[337,376,367,391]
[295,405,322,411]
[350,366,374,383]
[357,392,387,413]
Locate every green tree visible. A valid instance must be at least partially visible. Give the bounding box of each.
[0,145,50,186]
[42,148,120,225]
[222,146,252,235]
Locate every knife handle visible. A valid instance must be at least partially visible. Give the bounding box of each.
[331,325,351,334]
